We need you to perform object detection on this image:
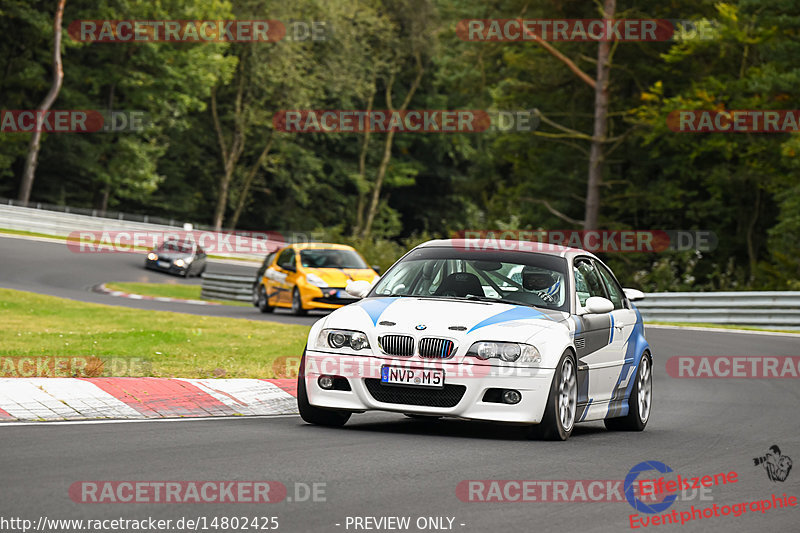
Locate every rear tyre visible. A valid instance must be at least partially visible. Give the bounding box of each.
[292,287,308,316]
[257,286,274,313]
[604,353,652,432]
[529,350,577,441]
[297,351,350,427]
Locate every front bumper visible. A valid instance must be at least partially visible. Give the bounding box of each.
[301,287,359,310]
[304,350,555,424]
[145,258,188,275]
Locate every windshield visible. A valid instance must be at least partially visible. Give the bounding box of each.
[158,240,193,254]
[371,246,569,312]
[299,249,368,269]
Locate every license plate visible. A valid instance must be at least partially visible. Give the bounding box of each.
[157,261,170,268]
[381,366,444,388]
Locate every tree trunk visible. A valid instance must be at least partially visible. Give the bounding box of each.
[353,73,377,236]
[18,0,66,203]
[228,131,275,230]
[583,0,615,231]
[746,185,760,282]
[213,167,234,231]
[99,183,110,216]
[362,129,396,238]
[361,56,424,238]
[210,62,246,231]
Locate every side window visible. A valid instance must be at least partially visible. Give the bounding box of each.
[277,249,295,270]
[573,259,607,307]
[595,262,625,310]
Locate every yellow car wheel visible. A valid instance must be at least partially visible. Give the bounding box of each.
[292,287,308,316]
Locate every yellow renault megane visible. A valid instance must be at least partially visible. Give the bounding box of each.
[254,243,379,315]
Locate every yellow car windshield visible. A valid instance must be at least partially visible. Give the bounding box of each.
[299,249,367,269]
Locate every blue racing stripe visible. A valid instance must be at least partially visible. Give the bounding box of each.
[468,306,550,333]
[358,297,398,325]
[609,314,615,344]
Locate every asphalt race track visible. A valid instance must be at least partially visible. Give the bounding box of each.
[1,235,798,532]
[1,328,799,532]
[0,234,321,325]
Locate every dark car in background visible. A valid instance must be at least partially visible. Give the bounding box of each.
[145,239,207,277]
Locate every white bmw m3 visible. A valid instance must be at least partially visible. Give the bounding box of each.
[297,239,653,440]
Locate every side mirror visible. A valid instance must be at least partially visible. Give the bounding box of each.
[284,264,296,272]
[584,296,614,314]
[371,265,381,275]
[346,280,372,299]
[623,288,645,301]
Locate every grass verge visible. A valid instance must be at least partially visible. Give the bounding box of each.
[104,282,250,307]
[0,288,308,378]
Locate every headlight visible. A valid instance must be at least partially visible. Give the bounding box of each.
[306,273,328,288]
[147,252,157,261]
[466,342,541,365]
[316,329,370,351]
[174,259,185,267]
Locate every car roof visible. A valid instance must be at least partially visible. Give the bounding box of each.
[289,242,356,251]
[414,238,598,260]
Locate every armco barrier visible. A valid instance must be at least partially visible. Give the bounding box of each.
[0,202,265,260]
[201,273,254,303]
[199,277,800,329]
[0,201,196,236]
[636,292,800,329]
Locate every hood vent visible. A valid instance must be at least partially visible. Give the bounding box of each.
[448,326,467,331]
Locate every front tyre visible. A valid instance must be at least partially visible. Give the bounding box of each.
[604,352,652,432]
[257,286,274,313]
[297,351,350,427]
[291,287,308,316]
[530,350,577,441]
